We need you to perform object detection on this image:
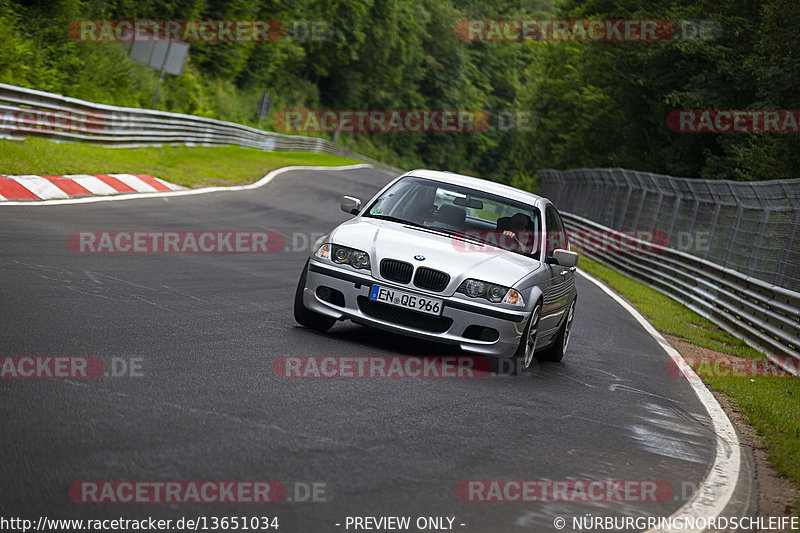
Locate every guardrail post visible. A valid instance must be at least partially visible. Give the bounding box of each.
[666,191,681,239]
[748,209,771,279]
[615,169,634,228]
[720,205,743,269]
[603,169,618,227]
[629,171,647,229]
[685,182,702,237]
[651,189,664,230]
[776,209,799,288]
[702,185,723,260]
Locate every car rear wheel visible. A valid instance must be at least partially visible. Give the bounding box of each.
[294,260,336,332]
[538,299,575,363]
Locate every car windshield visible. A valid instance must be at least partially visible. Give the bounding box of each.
[364,176,540,258]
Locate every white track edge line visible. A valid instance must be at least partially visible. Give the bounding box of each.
[577,269,741,533]
[0,164,373,206]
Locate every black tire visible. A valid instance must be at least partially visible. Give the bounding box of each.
[496,302,542,376]
[538,299,576,363]
[294,260,336,332]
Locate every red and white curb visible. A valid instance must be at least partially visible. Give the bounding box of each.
[0,164,375,206]
[0,174,184,201]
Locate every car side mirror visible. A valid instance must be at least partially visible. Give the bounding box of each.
[340,196,362,215]
[549,249,579,267]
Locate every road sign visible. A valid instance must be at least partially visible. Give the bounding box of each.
[128,32,190,108]
[257,92,271,129]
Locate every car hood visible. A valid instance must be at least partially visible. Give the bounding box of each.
[329,218,541,290]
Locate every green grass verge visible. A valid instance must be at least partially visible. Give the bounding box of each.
[0,138,360,188]
[578,254,800,497]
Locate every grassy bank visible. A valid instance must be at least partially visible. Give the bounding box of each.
[0,138,359,188]
[578,254,800,495]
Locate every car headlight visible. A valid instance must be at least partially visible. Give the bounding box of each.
[316,243,370,270]
[457,279,525,307]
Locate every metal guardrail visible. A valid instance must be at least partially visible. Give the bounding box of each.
[563,212,800,375]
[540,168,800,290]
[0,82,401,175]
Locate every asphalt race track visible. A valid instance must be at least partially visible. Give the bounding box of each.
[0,167,752,531]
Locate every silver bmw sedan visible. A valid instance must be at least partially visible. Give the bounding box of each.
[294,169,578,374]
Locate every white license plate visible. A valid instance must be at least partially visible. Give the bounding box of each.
[369,285,443,316]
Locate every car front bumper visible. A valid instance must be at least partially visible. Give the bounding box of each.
[302,260,529,357]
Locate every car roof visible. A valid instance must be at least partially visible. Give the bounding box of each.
[403,169,547,208]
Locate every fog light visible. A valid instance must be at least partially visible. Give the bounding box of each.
[316,286,332,300]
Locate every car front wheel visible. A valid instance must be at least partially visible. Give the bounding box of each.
[493,302,541,376]
[293,260,336,332]
[538,299,575,362]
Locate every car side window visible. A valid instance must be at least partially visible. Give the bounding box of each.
[553,209,568,250]
[545,205,567,254]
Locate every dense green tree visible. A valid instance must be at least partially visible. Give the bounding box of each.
[0,0,797,183]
